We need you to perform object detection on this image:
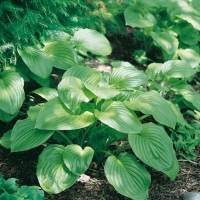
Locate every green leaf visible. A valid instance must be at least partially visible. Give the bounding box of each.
[0,192,21,200]
[3,178,19,193]
[37,145,78,194]
[73,29,112,56]
[161,60,196,78]
[16,186,44,200]
[179,25,199,45]
[30,73,52,87]
[27,105,42,123]
[146,63,162,80]
[0,130,11,149]
[94,101,142,134]
[32,87,58,101]
[0,71,25,115]
[63,65,102,85]
[129,123,179,180]
[177,13,200,31]
[18,46,52,79]
[133,50,148,64]
[181,91,200,111]
[177,49,200,68]
[109,65,148,89]
[83,82,120,99]
[125,91,177,129]
[63,144,94,175]
[0,109,18,123]
[36,97,95,130]
[125,7,156,28]
[151,32,178,54]
[58,77,89,112]
[104,153,151,200]
[11,118,54,152]
[43,41,78,70]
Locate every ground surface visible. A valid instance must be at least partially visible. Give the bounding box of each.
[0,33,200,200]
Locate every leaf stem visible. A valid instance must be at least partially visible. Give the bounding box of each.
[110,146,132,154]
[81,125,93,147]
[57,130,73,144]
[100,150,114,157]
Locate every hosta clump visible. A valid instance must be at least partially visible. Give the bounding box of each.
[0,29,200,199]
[124,0,200,63]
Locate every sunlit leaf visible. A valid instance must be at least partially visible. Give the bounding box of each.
[63,144,94,175]
[125,7,156,28]
[161,60,196,78]
[129,123,179,180]
[43,41,78,70]
[146,63,162,80]
[36,97,95,130]
[27,105,42,123]
[83,82,120,99]
[63,65,102,85]
[151,32,178,54]
[94,101,142,134]
[37,145,78,194]
[18,46,52,78]
[32,87,58,101]
[125,90,177,128]
[11,118,54,152]
[104,153,151,200]
[0,71,25,115]
[73,29,112,56]
[177,49,200,68]
[109,65,148,89]
[58,77,89,112]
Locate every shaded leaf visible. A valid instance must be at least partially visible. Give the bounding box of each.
[0,130,11,149]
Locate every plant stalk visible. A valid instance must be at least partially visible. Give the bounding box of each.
[57,130,73,144]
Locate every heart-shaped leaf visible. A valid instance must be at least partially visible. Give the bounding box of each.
[109,65,148,89]
[58,77,89,112]
[36,97,95,130]
[73,29,112,56]
[63,65,102,85]
[0,71,25,115]
[18,46,52,78]
[43,41,78,70]
[104,152,151,200]
[125,90,177,128]
[63,144,94,175]
[37,145,78,194]
[11,118,54,152]
[94,101,142,134]
[129,123,179,180]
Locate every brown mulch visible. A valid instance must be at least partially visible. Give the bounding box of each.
[0,144,199,200]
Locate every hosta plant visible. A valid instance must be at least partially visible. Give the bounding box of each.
[124,0,200,63]
[1,26,200,199]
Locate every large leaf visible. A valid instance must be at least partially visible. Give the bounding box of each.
[151,32,179,54]
[129,123,179,180]
[0,109,18,123]
[37,145,78,194]
[63,144,94,175]
[0,130,11,149]
[11,118,54,152]
[146,63,163,80]
[27,105,42,123]
[63,65,102,85]
[94,101,142,134]
[72,29,112,56]
[32,87,58,101]
[83,82,120,99]
[0,71,25,115]
[36,97,95,130]
[177,49,200,68]
[18,46,52,78]
[125,90,177,128]
[161,60,196,78]
[177,14,200,31]
[43,41,78,70]
[109,65,148,89]
[125,7,156,28]
[104,152,151,200]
